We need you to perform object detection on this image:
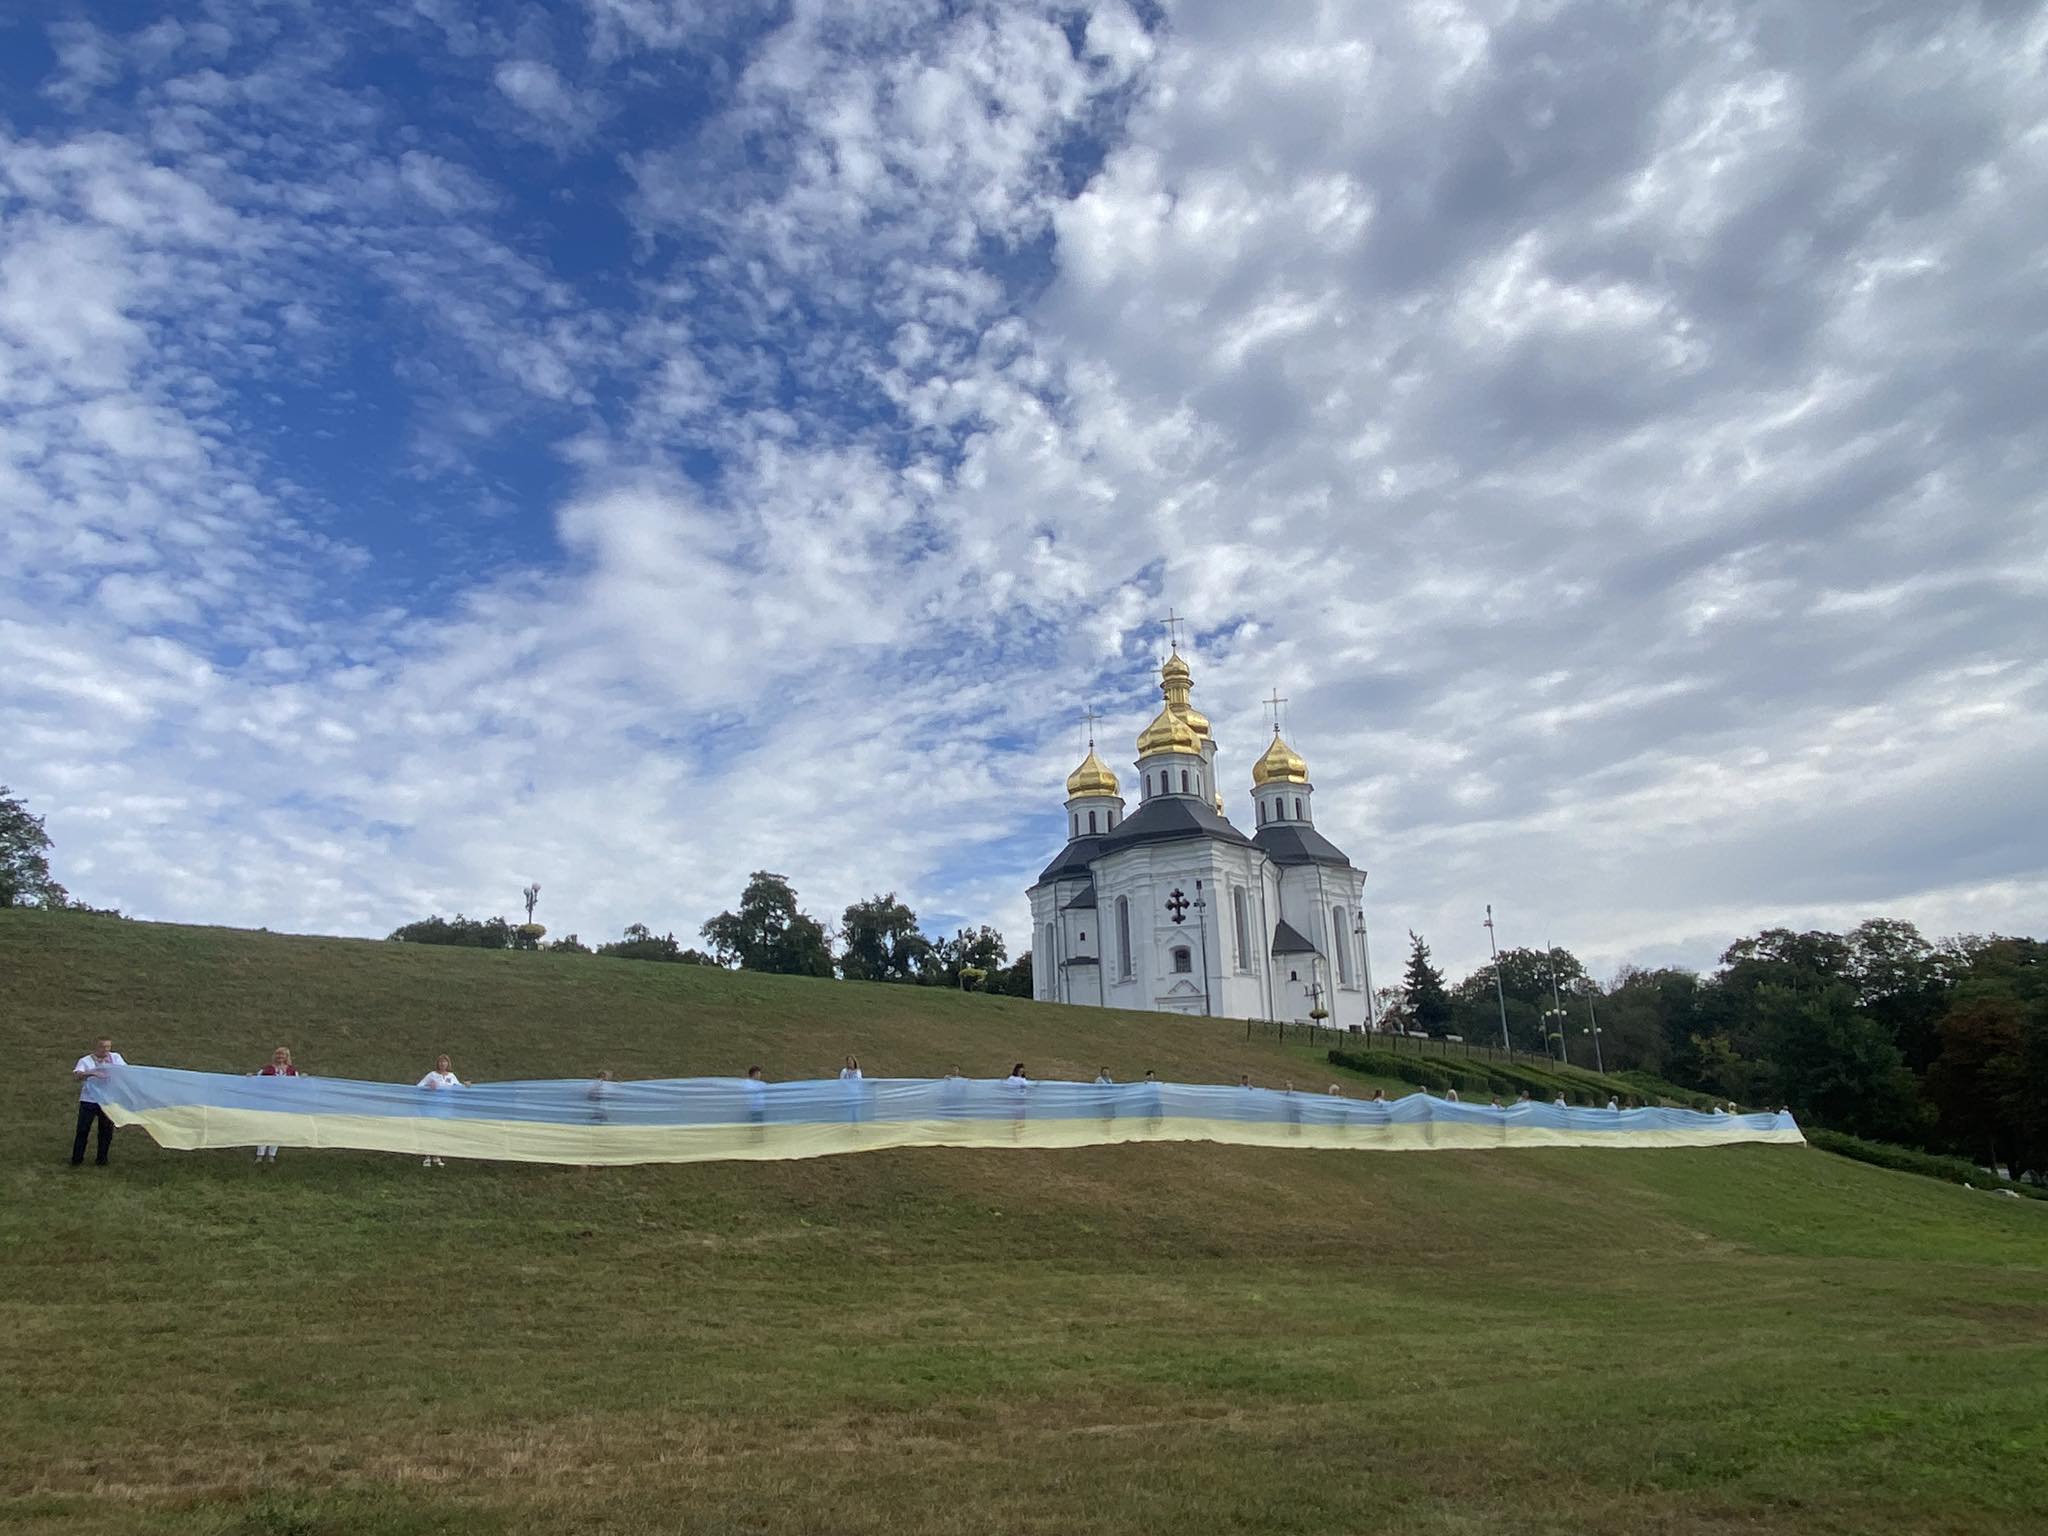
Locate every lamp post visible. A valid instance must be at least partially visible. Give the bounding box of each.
[1484,905,1510,1052]
[1353,911,1377,1033]
[1582,982,1605,1073]
[1542,1005,1569,1063]
[1193,880,1213,1018]
[1546,946,1571,1066]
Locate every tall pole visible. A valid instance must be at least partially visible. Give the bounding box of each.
[1194,880,1213,1017]
[1585,983,1605,1073]
[1355,913,1377,1032]
[1547,942,1570,1065]
[1485,905,1511,1052]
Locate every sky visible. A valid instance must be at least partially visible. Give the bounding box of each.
[3,0,2044,984]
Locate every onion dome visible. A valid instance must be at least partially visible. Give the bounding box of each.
[1065,748,1121,799]
[1159,651,1211,740]
[1136,702,1202,757]
[1251,730,1309,786]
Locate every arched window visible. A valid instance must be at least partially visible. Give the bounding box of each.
[1232,886,1250,970]
[1079,930,1087,944]
[1333,906,1352,986]
[1172,946,1192,974]
[1116,897,1132,978]
[1258,800,1267,824]
[1181,768,1190,794]
[1071,814,1078,838]
[1294,796,1304,820]
[1087,810,1097,834]
[1146,773,1154,798]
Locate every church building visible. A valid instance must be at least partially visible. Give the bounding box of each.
[1027,652,1371,1025]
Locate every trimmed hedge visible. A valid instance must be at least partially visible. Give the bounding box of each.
[1805,1128,2047,1201]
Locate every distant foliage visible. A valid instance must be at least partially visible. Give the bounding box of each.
[546,934,591,953]
[595,923,717,964]
[0,787,68,909]
[838,892,933,982]
[1406,919,2048,1177]
[701,872,834,977]
[387,914,518,949]
[923,925,1007,989]
[990,950,1033,998]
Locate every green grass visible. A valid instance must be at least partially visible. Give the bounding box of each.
[5,912,2047,1535]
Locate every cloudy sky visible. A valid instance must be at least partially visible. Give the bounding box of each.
[3,0,2043,981]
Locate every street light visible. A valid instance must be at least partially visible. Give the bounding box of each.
[1581,981,1605,1073]
[1193,880,1213,1018]
[1546,945,1571,1066]
[1484,905,1510,1052]
[1353,910,1378,1033]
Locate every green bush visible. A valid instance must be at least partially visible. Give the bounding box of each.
[1805,1129,2047,1201]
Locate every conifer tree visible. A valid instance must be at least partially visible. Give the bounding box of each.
[1404,930,1453,1035]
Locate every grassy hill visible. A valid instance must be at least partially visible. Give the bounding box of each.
[4,912,2046,1535]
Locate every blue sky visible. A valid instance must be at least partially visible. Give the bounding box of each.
[3,0,2044,980]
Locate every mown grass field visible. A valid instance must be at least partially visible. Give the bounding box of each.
[4,913,2046,1535]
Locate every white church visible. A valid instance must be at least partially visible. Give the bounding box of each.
[1028,650,1372,1025]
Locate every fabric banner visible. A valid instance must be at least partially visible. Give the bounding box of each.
[96,1066,1804,1165]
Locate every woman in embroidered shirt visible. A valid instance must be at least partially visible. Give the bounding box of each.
[251,1045,299,1164]
[417,1054,462,1167]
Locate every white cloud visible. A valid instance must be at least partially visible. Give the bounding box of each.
[1,0,2043,988]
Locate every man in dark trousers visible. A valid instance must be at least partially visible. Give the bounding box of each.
[70,1037,127,1166]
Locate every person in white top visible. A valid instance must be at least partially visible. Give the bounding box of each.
[416,1054,462,1167]
[1606,1096,1621,1111]
[1444,1088,1461,1103]
[1094,1068,1114,1085]
[1005,1063,1030,1090]
[838,1055,863,1080]
[71,1037,127,1166]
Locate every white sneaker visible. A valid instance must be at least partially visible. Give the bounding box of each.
[423,1157,434,1167]
[434,1157,447,1167]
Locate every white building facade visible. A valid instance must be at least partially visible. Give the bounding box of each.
[1028,653,1371,1025]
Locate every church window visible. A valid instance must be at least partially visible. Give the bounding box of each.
[1181,769,1190,794]
[1116,897,1132,979]
[1079,930,1087,943]
[1294,797,1304,820]
[1172,946,1192,974]
[1071,814,1078,838]
[1087,810,1097,834]
[1232,886,1250,970]
[1333,906,1352,986]
[1257,800,1267,824]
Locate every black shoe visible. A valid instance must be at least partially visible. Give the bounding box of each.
[94,1160,109,1167]
[69,1159,84,1167]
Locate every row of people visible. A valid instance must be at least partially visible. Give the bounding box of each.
[69,1035,1746,1168]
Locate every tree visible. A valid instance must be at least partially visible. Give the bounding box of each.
[547,934,591,953]
[838,893,933,982]
[923,926,1008,989]
[1402,932,1452,1034]
[1926,997,2027,1168]
[1755,981,1923,1141]
[700,872,834,977]
[387,914,515,948]
[0,787,67,908]
[991,950,1034,998]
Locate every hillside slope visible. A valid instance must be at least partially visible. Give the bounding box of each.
[4,912,2046,1536]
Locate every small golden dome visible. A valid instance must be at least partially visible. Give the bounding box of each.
[1252,731,1309,786]
[1136,703,1202,757]
[1157,650,1211,742]
[1065,748,1121,800]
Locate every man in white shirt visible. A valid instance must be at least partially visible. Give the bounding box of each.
[70,1038,127,1166]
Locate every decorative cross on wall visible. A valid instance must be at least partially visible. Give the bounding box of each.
[1166,889,1190,925]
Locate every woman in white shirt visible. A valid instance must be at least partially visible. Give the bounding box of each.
[839,1055,865,1125]
[417,1054,462,1167]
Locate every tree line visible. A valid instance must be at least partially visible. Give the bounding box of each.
[1391,921,2047,1175]
[387,871,1034,996]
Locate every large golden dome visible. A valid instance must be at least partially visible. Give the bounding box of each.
[1251,731,1309,786]
[1065,748,1121,799]
[1136,703,1201,757]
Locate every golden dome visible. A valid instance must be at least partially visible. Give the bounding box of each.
[1252,731,1309,786]
[1136,702,1202,757]
[1065,748,1121,800]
